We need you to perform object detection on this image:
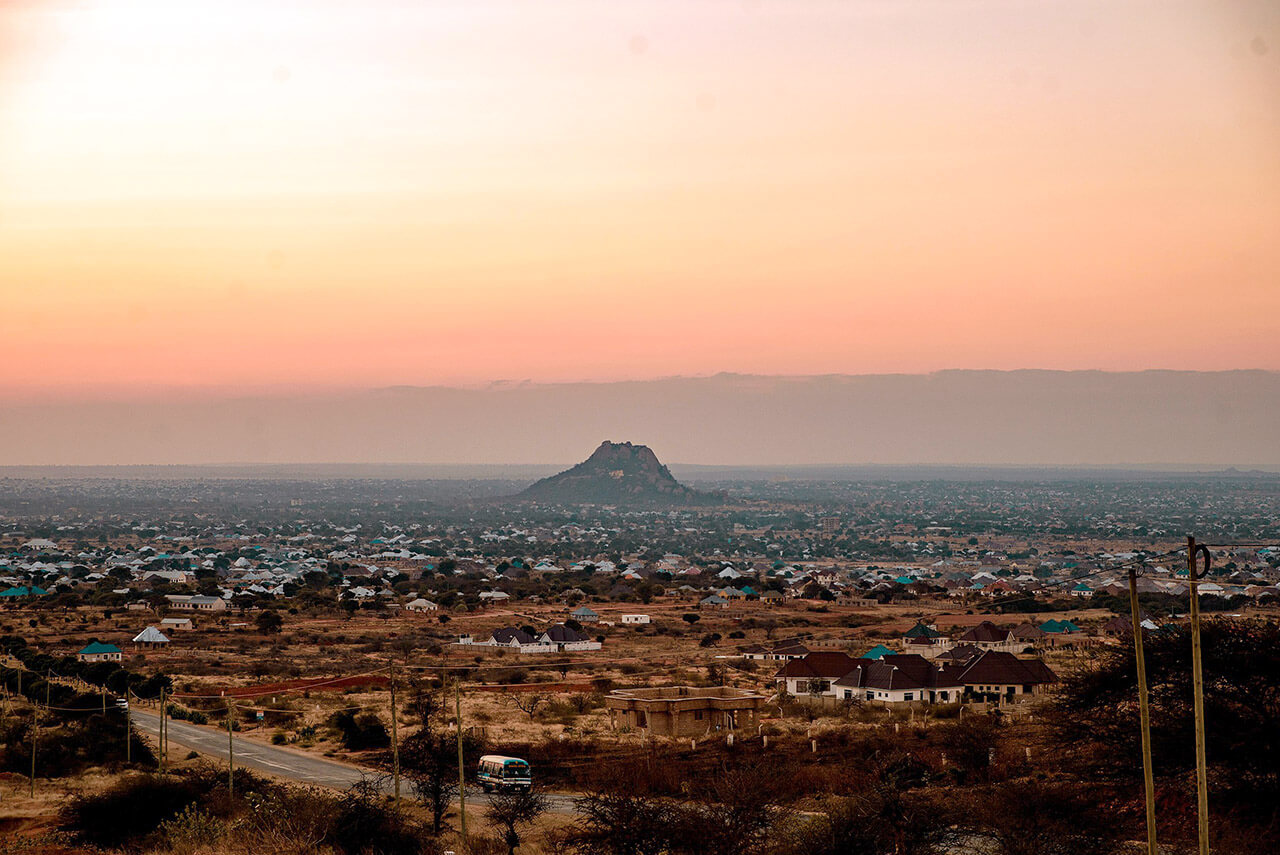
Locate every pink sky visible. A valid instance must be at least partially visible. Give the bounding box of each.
[1,0,1278,396]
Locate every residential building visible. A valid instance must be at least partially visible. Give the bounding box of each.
[166,594,227,612]
[775,652,860,696]
[77,641,123,663]
[570,606,600,624]
[133,626,171,648]
[956,621,1022,652]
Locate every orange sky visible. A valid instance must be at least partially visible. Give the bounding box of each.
[1,0,1278,396]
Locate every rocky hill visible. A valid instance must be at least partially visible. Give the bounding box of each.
[515,441,720,505]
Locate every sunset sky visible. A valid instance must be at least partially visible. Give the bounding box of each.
[2,0,1278,398]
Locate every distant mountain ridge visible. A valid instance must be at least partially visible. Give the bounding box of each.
[516,441,720,505]
[2,370,1278,466]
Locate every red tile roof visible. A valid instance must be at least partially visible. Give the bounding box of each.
[955,650,1057,686]
[773,652,859,680]
[958,620,1012,643]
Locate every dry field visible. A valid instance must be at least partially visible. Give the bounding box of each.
[5,594,1141,755]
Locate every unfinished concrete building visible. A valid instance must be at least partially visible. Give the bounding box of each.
[605,686,767,737]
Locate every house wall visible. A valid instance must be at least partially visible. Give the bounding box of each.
[607,698,763,737]
[831,685,963,705]
[963,683,1045,702]
[517,641,602,654]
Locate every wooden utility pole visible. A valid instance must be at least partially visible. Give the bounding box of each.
[456,680,467,847]
[125,689,132,764]
[390,665,400,806]
[1127,565,1158,855]
[227,700,235,797]
[101,686,106,715]
[29,704,38,798]
[159,688,167,773]
[1187,536,1210,855]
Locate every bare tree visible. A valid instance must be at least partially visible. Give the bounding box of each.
[487,786,547,855]
[400,728,459,834]
[505,692,548,722]
[561,791,675,855]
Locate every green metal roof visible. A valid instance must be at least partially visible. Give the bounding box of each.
[77,641,122,655]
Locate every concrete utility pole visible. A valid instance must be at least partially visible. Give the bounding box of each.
[1127,565,1158,855]
[1187,536,1211,855]
[456,680,467,847]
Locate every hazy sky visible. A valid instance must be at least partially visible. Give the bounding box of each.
[2,0,1278,397]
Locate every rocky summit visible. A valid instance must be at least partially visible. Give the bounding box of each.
[516,441,720,505]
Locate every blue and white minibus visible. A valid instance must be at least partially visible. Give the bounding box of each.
[477,755,532,792]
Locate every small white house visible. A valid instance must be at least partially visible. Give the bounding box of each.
[405,598,438,612]
[133,626,171,649]
[620,614,651,625]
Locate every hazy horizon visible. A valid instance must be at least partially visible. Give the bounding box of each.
[3,3,1277,467]
[2,370,1277,468]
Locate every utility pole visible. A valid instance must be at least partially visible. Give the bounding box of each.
[1187,536,1210,855]
[29,703,38,798]
[1127,565,1158,855]
[159,688,167,773]
[390,665,400,807]
[456,680,467,847]
[101,686,106,715]
[125,689,132,764]
[227,700,235,797]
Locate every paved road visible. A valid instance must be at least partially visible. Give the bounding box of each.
[130,709,580,814]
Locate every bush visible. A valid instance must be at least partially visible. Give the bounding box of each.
[62,767,440,855]
[330,777,437,855]
[329,710,390,751]
[0,711,154,779]
[166,703,209,726]
[158,803,225,851]
[60,766,271,849]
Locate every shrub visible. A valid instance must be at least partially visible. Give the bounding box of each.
[60,767,272,849]
[329,710,390,751]
[158,803,224,851]
[0,711,154,779]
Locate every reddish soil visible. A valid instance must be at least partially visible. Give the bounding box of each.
[176,674,389,699]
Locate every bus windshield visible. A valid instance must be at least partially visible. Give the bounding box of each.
[504,762,529,778]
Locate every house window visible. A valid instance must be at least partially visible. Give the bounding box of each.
[904,693,914,701]
[843,690,852,699]
[695,710,703,720]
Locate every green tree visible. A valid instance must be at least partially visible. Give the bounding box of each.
[255,610,283,634]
